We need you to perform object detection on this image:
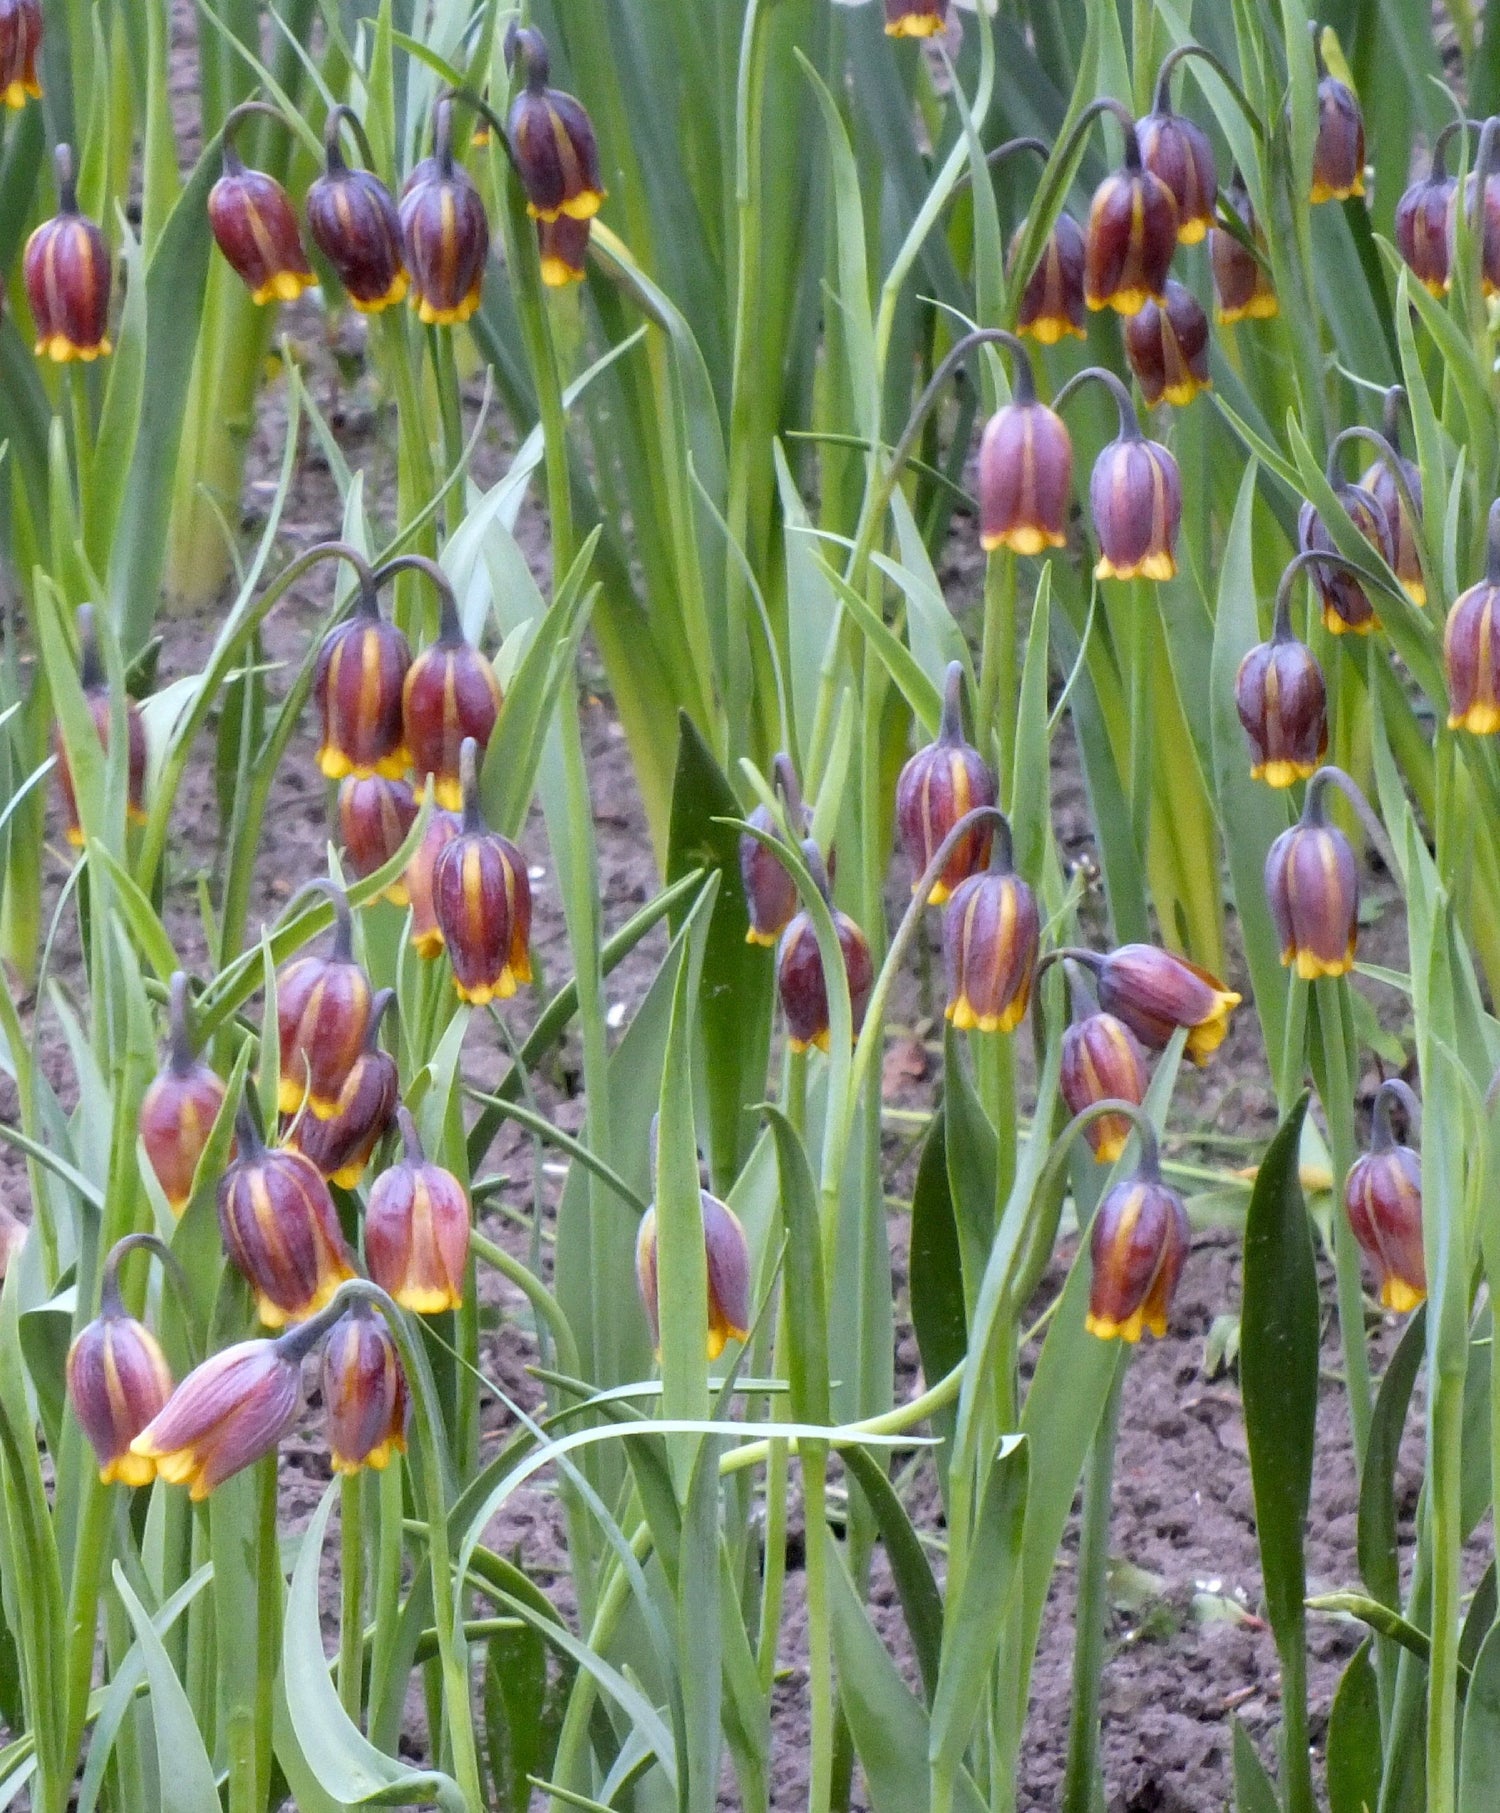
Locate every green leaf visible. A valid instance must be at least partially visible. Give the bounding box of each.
[668,715,772,1193]
[765,1108,830,1429]
[1357,1306,1426,1608]
[1461,1624,1500,1813]
[1232,1717,1281,1813]
[111,1566,221,1813]
[928,1436,1029,1775]
[282,1488,467,1810]
[481,1623,571,1813]
[1008,568,1053,883]
[1326,1641,1382,1813]
[908,1118,965,1456]
[838,1445,944,1708]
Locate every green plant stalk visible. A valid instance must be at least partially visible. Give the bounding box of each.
[471,1231,579,1381]
[804,1445,834,1813]
[757,1435,789,1694]
[1060,1362,1125,1813]
[61,1471,111,1776]
[977,554,1018,784]
[1312,980,1372,1465]
[367,1459,406,1737]
[1425,1369,1465,1813]
[339,1471,365,1724]
[427,327,467,542]
[378,311,439,627]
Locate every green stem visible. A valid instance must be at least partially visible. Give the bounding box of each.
[1314,980,1372,1464]
[471,1230,580,1379]
[378,311,438,632]
[977,553,1017,782]
[1427,1372,1465,1813]
[339,1472,365,1725]
[367,1459,405,1740]
[1060,1363,1125,1812]
[804,1446,834,1813]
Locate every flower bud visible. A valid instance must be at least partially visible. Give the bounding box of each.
[1090,433,1181,581]
[1210,172,1277,323]
[942,841,1039,1035]
[538,212,591,287]
[1446,502,1500,735]
[1,0,42,108]
[977,377,1073,556]
[287,991,398,1188]
[67,1245,174,1485]
[208,142,315,306]
[1137,101,1217,245]
[430,740,532,1005]
[635,1189,752,1361]
[1123,279,1210,407]
[26,145,111,362]
[1264,786,1359,981]
[305,121,408,313]
[218,1106,357,1328]
[1344,1082,1424,1313]
[321,1304,408,1473]
[1360,428,1424,607]
[881,0,947,34]
[506,28,606,222]
[314,584,411,781]
[1012,212,1087,345]
[1235,619,1327,789]
[740,754,818,947]
[400,104,490,325]
[1395,169,1455,296]
[54,605,148,846]
[364,1108,470,1314]
[1084,123,1178,315]
[339,776,419,902]
[1093,943,1241,1065]
[1061,1010,1148,1164]
[895,664,997,903]
[1310,69,1365,205]
[131,1333,306,1500]
[275,885,372,1119]
[404,805,463,956]
[402,592,503,810]
[1297,484,1391,635]
[776,844,874,1054]
[140,973,227,1214]
[1086,1163,1190,1342]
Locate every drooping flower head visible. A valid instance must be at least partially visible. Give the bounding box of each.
[139,972,227,1214]
[207,103,315,306]
[321,1303,409,1473]
[0,0,42,108]
[400,98,490,325]
[1235,552,1330,788]
[635,1133,752,1362]
[287,990,399,1189]
[364,1107,471,1315]
[1085,1116,1190,1342]
[1056,962,1149,1164]
[505,26,606,223]
[1083,107,1178,315]
[776,843,874,1054]
[1344,1079,1425,1314]
[1073,942,1241,1065]
[1059,367,1180,581]
[339,775,419,902]
[305,105,409,313]
[1137,51,1218,245]
[274,881,373,1120]
[1296,465,1393,637]
[400,564,504,811]
[740,754,821,948]
[1012,210,1087,345]
[1122,279,1211,408]
[1308,30,1366,205]
[429,739,533,1006]
[1264,767,1361,981]
[313,577,411,782]
[1210,170,1277,324]
[977,336,1073,556]
[25,145,112,361]
[66,1236,175,1486]
[895,663,997,904]
[1446,496,1500,735]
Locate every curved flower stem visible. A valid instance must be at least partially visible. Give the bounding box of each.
[1052,364,1144,440]
[1371,1077,1421,1148]
[1150,41,1265,139]
[322,102,378,173]
[1303,764,1399,876]
[949,134,1049,201]
[1327,425,1427,596]
[1270,547,1383,640]
[219,99,299,170]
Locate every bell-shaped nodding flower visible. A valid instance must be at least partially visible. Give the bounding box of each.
[66,1240,174,1486]
[288,991,399,1189]
[1396,135,1457,297]
[1074,371,1181,581]
[400,101,490,326]
[218,1103,357,1328]
[207,109,315,307]
[54,605,148,847]
[130,1321,318,1500]
[1,0,41,107]
[1264,771,1360,982]
[881,0,948,34]
[314,583,412,782]
[1345,1080,1425,1314]
[506,28,606,223]
[1451,145,1500,298]
[977,353,1073,556]
[321,1304,408,1474]
[275,883,373,1119]
[740,754,819,947]
[1446,500,1500,735]
[402,589,503,811]
[1210,172,1277,324]
[1357,405,1425,607]
[1083,115,1178,315]
[538,213,591,288]
[776,843,875,1054]
[1296,477,1392,637]
[404,805,463,957]
[339,776,419,903]
[1012,212,1087,345]
[895,665,997,904]
[1085,1125,1190,1342]
[1235,557,1329,788]
[1308,40,1366,205]
[1123,279,1210,408]
[140,973,227,1214]
[1137,64,1217,245]
[1060,1004,1149,1165]
[305,109,409,314]
[1077,943,1241,1065]
[364,1108,471,1314]
[430,740,533,1005]
[635,1188,752,1361]
[25,146,111,361]
[942,823,1039,1035]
